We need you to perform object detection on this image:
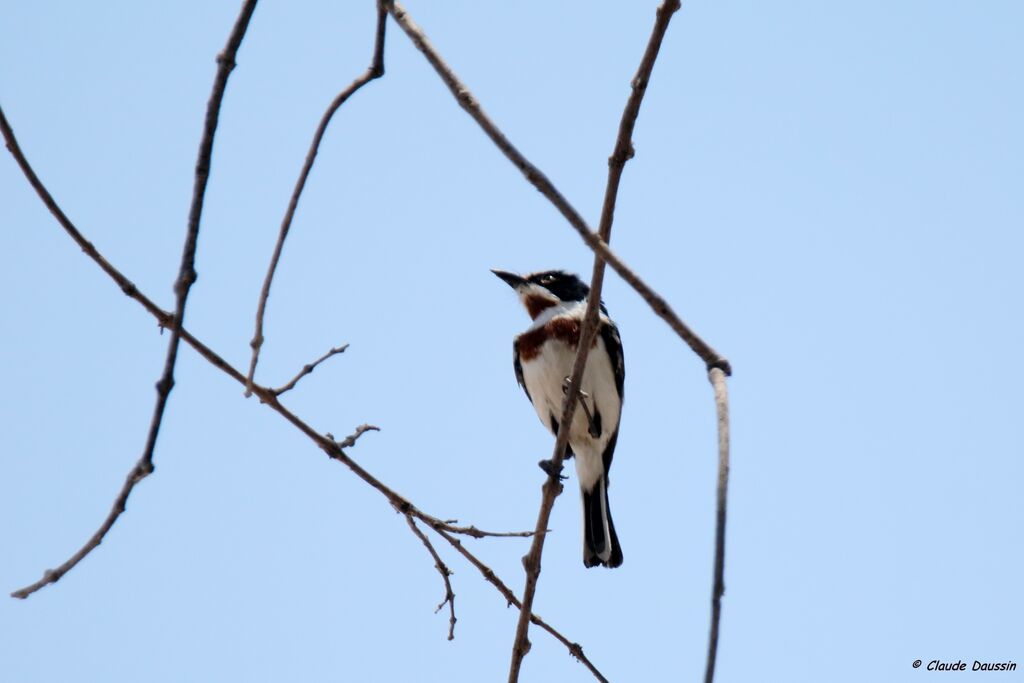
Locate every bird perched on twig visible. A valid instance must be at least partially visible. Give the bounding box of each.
[492,269,625,568]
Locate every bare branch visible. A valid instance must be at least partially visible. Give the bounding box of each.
[427,521,536,539]
[327,423,379,449]
[381,9,734,674]
[2,0,258,599]
[0,110,164,325]
[1,103,521,587]
[5,9,712,681]
[385,0,730,376]
[430,525,609,682]
[506,2,683,678]
[405,514,457,641]
[505,290,600,675]
[704,367,731,683]
[9,461,151,600]
[273,344,349,396]
[4,101,606,681]
[245,0,387,396]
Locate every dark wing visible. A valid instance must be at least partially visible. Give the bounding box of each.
[513,339,532,403]
[601,428,619,475]
[600,321,625,399]
[599,320,625,474]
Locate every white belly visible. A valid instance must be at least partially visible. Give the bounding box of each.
[520,335,621,491]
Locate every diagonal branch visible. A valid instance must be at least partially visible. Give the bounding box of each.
[704,367,731,683]
[506,2,683,678]
[0,106,170,328]
[2,0,258,599]
[405,514,457,641]
[3,100,522,566]
[245,0,387,396]
[4,105,607,682]
[385,0,730,376]
[382,9,735,675]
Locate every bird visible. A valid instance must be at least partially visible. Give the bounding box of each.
[492,268,625,568]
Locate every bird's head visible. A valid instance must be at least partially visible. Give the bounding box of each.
[491,269,590,319]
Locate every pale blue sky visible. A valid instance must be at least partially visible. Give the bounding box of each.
[2,2,1021,681]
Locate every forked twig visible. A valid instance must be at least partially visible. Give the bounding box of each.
[3,150,601,675]
[405,514,457,641]
[245,0,387,396]
[2,0,259,599]
[430,524,609,682]
[5,66,611,683]
[3,101,534,580]
[7,5,730,680]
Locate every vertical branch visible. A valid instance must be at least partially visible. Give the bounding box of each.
[245,1,387,395]
[704,367,730,683]
[506,2,683,680]
[4,0,259,599]
[506,282,602,681]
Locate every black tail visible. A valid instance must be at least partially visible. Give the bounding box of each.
[581,476,623,568]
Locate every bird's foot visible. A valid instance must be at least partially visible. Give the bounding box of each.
[562,377,601,438]
[561,376,590,400]
[538,459,568,481]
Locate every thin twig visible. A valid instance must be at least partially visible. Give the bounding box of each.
[505,269,607,677]
[427,522,536,539]
[273,344,349,396]
[2,0,258,599]
[385,0,730,376]
[704,367,730,683]
[506,2,683,678]
[328,423,380,449]
[245,0,387,396]
[2,102,519,568]
[4,110,604,682]
[405,514,457,640]
[430,525,609,683]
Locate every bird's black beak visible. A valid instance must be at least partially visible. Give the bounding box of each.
[491,268,527,289]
